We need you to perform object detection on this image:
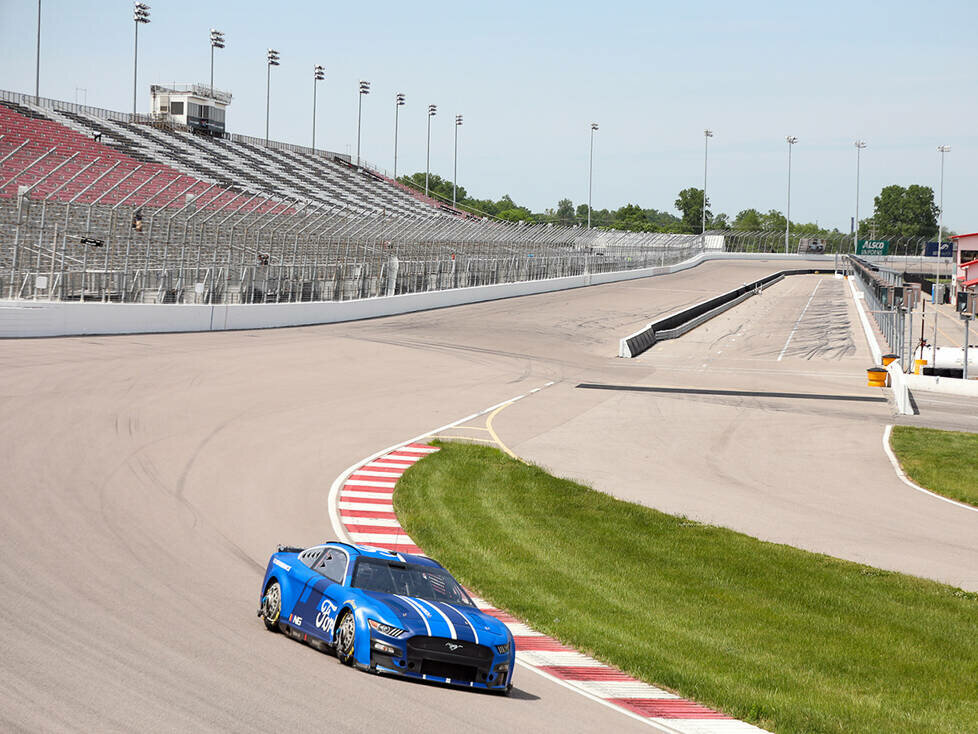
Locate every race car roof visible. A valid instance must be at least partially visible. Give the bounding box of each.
[327,541,441,568]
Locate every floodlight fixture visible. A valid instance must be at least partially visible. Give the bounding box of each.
[134,3,150,23]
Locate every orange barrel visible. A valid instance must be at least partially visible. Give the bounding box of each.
[867,367,888,387]
[881,354,899,366]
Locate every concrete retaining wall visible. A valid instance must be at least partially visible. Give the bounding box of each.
[0,252,837,338]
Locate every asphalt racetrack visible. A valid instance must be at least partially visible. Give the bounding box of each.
[2,259,975,732]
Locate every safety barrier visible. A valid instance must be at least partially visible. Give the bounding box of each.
[618,269,821,358]
[0,253,834,338]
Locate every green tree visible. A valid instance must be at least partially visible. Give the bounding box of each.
[734,208,763,230]
[760,209,787,232]
[674,188,710,233]
[866,185,939,239]
[497,207,534,222]
[555,198,576,225]
[711,213,730,229]
[397,172,467,203]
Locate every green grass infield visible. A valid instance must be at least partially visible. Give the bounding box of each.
[394,441,978,734]
[890,425,978,508]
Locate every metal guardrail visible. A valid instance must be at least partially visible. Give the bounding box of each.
[846,255,911,366]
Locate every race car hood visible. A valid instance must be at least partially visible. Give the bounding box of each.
[362,590,510,645]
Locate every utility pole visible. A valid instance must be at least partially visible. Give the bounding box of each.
[588,122,598,229]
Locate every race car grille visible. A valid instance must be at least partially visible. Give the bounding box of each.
[407,637,493,662]
[420,659,478,682]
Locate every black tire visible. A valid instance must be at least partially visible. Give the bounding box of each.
[334,610,356,666]
[261,580,282,632]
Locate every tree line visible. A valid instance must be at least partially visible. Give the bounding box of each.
[397,173,948,240]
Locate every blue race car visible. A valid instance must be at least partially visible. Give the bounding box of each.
[258,542,515,693]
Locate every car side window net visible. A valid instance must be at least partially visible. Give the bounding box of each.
[317,550,348,583]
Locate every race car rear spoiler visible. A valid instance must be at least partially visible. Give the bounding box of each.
[277,544,305,553]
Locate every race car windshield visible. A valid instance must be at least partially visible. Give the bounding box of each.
[352,558,474,607]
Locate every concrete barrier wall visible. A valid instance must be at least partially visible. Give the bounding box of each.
[0,252,837,338]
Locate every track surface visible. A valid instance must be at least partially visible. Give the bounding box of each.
[1,259,975,732]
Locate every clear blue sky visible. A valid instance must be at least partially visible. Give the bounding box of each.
[1,0,974,232]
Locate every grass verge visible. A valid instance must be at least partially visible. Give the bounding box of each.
[890,425,978,507]
[394,441,978,734]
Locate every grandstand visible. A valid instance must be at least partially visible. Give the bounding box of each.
[0,89,700,305]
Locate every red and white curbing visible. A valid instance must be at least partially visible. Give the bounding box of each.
[332,443,768,733]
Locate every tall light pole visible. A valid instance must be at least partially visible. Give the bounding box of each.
[854,140,866,254]
[453,114,463,208]
[35,0,41,104]
[425,104,437,197]
[784,135,798,253]
[588,122,598,229]
[209,29,225,98]
[938,144,951,300]
[265,49,280,146]
[132,2,151,120]
[312,65,325,154]
[356,80,370,167]
[393,93,405,179]
[702,129,714,245]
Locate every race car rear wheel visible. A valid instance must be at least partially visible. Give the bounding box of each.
[261,580,282,632]
[335,610,356,665]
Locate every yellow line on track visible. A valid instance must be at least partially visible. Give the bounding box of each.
[485,401,519,459]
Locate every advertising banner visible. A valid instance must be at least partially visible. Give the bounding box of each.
[924,242,953,257]
[857,239,890,256]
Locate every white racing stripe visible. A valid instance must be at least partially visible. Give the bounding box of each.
[446,605,480,645]
[571,680,680,699]
[501,621,539,637]
[339,517,402,527]
[366,462,413,470]
[338,501,395,512]
[396,595,433,636]
[415,599,457,640]
[516,650,606,668]
[348,532,412,544]
[396,446,440,454]
[649,720,768,733]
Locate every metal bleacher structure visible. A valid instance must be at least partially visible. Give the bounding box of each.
[0,88,705,305]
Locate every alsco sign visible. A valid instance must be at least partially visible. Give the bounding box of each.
[857,239,890,256]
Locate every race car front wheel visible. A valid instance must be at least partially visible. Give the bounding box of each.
[335,610,356,665]
[261,581,282,632]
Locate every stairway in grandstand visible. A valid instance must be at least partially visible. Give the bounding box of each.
[0,96,439,216]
